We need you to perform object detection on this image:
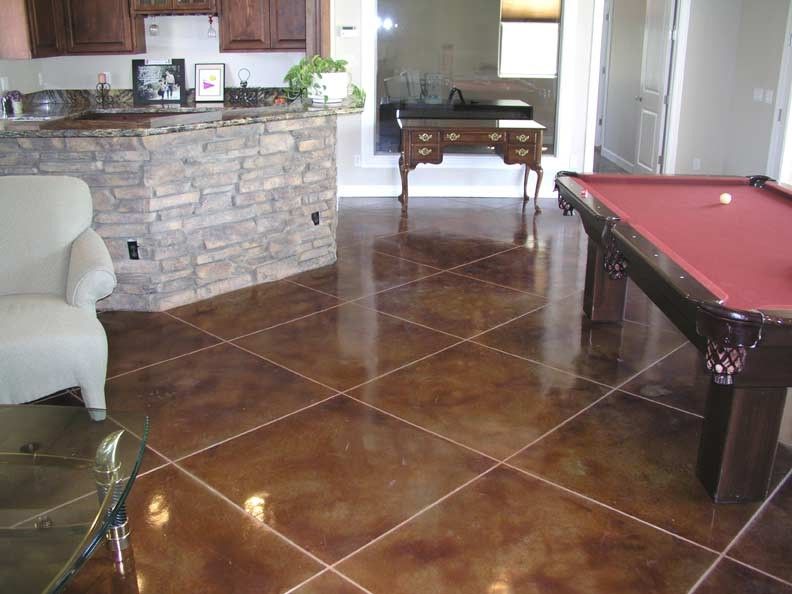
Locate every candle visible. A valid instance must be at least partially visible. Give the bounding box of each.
[98,72,107,85]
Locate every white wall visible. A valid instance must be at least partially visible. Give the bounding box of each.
[334,0,601,197]
[723,0,788,175]
[0,15,303,94]
[674,0,788,175]
[601,0,646,169]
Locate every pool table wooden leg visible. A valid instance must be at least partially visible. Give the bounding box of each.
[696,383,786,503]
[583,238,627,322]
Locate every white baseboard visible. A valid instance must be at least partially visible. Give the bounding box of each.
[601,147,633,172]
[338,185,529,198]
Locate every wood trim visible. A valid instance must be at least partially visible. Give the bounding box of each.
[305,0,330,56]
[2,0,33,60]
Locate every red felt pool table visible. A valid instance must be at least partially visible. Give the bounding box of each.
[555,173,792,503]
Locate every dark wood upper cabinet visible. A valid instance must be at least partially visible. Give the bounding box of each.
[133,0,217,14]
[270,0,306,49]
[219,0,272,51]
[26,0,64,58]
[63,0,146,54]
[219,0,308,51]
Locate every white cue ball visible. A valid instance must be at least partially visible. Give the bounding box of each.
[719,192,732,205]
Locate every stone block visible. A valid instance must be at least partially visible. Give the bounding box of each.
[18,138,66,150]
[161,255,192,272]
[153,289,197,312]
[298,139,323,152]
[147,192,200,212]
[238,173,302,194]
[114,186,154,200]
[196,275,252,300]
[182,205,256,232]
[144,162,187,185]
[141,129,216,151]
[195,261,235,284]
[192,172,240,189]
[201,220,258,250]
[259,133,295,155]
[103,162,144,174]
[154,181,193,197]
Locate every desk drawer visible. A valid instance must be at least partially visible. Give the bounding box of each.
[506,145,540,163]
[442,130,507,144]
[410,144,442,164]
[411,130,439,144]
[508,131,541,145]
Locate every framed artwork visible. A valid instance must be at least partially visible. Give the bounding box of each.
[132,59,187,106]
[195,63,226,103]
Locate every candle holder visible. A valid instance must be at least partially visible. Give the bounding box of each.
[95,82,112,108]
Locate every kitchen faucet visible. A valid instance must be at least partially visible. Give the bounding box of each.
[447,87,466,105]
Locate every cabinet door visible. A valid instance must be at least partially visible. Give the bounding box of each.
[25,0,64,58]
[63,0,139,53]
[220,0,271,51]
[174,0,217,11]
[270,0,305,49]
[133,0,172,12]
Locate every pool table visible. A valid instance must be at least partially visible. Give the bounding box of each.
[555,172,792,503]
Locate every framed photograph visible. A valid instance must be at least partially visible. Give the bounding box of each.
[195,63,226,103]
[132,59,187,106]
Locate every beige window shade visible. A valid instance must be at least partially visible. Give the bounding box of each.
[501,0,561,22]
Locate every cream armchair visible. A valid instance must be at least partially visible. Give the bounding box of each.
[0,176,116,416]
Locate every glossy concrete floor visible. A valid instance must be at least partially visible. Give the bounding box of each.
[51,196,791,594]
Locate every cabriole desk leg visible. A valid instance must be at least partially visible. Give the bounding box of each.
[523,164,543,214]
[398,154,409,211]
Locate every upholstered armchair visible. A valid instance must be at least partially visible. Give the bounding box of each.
[0,176,116,417]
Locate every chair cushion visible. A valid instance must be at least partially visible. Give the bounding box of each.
[0,294,107,405]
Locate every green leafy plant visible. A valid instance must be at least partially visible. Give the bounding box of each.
[350,84,366,108]
[284,55,349,102]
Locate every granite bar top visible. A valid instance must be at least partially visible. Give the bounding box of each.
[0,102,362,138]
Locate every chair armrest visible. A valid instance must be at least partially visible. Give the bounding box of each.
[66,228,117,311]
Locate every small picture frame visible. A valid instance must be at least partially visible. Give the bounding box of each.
[195,63,226,103]
[132,59,187,106]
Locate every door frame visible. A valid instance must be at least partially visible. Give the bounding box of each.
[588,0,690,174]
[767,0,792,180]
[594,0,614,148]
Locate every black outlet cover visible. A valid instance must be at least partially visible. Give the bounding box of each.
[127,239,140,260]
[311,212,320,225]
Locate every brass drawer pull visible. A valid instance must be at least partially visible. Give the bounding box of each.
[417,147,433,156]
[516,134,531,143]
[447,132,461,141]
[515,148,531,157]
[489,132,503,141]
[417,133,433,142]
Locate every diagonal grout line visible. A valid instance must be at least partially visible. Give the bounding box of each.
[618,388,705,419]
[686,468,792,594]
[504,464,721,557]
[338,339,467,394]
[106,343,224,381]
[443,268,556,299]
[214,301,348,343]
[170,393,341,465]
[347,301,468,341]
[328,463,503,569]
[341,393,501,464]
[228,341,342,393]
[722,555,792,588]
[498,342,690,463]
[371,242,521,272]
[170,463,337,571]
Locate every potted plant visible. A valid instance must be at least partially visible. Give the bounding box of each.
[284,55,349,105]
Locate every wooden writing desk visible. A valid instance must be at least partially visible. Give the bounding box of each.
[397,118,546,212]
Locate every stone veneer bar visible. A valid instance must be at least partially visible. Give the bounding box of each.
[0,109,354,311]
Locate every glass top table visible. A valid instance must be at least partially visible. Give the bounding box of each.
[0,405,148,594]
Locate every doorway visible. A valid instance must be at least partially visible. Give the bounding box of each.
[594,0,678,174]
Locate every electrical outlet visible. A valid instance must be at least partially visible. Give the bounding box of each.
[753,88,764,102]
[765,89,774,104]
[311,212,320,225]
[127,239,140,260]
[37,73,44,87]
[692,158,701,171]
[354,154,362,167]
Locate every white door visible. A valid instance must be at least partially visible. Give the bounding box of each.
[634,0,677,174]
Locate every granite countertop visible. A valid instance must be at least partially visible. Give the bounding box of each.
[0,101,362,138]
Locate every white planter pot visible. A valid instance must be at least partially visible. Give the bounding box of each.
[308,72,349,104]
